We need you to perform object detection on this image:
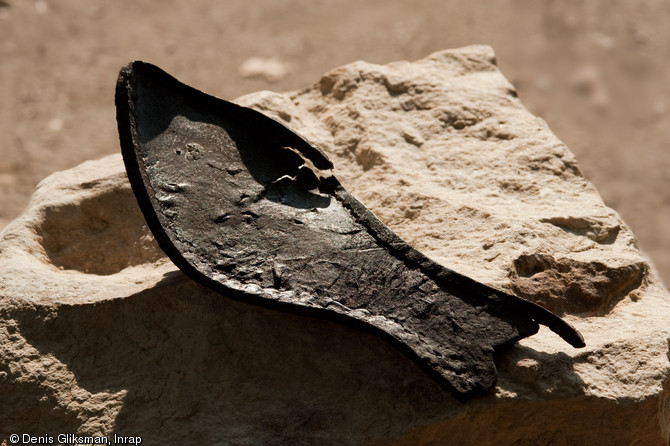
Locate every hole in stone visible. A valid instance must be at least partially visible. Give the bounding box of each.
[510,253,647,316]
[37,186,165,275]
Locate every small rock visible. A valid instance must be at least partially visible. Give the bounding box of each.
[238,57,291,82]
[47,118,63,132]
[33,0,48,14]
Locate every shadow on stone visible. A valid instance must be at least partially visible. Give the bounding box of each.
[12,272,460,444]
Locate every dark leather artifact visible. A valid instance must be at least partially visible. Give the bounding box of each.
[116,61,585,398]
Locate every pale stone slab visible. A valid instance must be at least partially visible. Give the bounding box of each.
[1,46,669,444]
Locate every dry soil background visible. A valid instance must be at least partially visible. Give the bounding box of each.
[1,0,669,285]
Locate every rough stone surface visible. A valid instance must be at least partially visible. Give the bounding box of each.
[1,46,670,445]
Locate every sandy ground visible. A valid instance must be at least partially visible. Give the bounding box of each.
[1,0,668,285]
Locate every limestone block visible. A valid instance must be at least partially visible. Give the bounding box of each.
[1,46,669,445]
